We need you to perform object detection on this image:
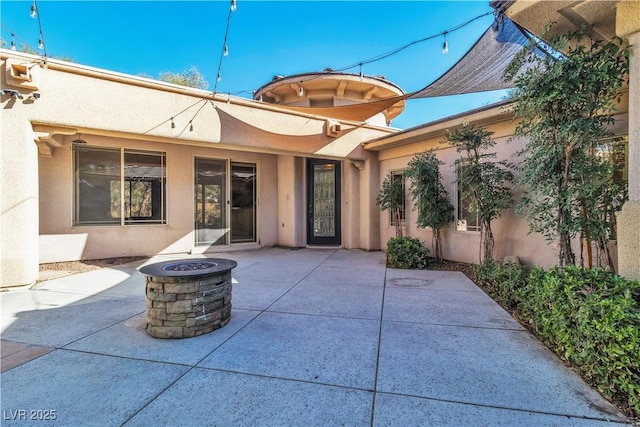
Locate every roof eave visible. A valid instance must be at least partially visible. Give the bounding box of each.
[363,99,514,151]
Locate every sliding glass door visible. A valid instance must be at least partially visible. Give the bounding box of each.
[195,158,257,246]
[195,158,227,246]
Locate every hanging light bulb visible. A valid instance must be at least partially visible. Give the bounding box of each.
[170,118,175,129]
[442,40,449,54]
[230,0,237,12]
[442,32,449,55]
[30,2,37,18]
[298,81,304,97]
[217,72,222,82]
[10,34,17,51]
[359,63,363,81]
[189,121,194,132]
[38,37,44,50]
[223,44,229,57]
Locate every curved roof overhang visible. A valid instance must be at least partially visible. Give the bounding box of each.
[254,71,406,123]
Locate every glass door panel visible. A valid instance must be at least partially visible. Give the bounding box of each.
[307,159,341,245]
[231,162,257,243]
[313,164,335,237]
[195,158,227,246]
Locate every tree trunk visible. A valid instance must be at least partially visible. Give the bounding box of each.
[481,219,494,263]
[393,207,403,238]
[434,228,442,261]
[599,236,616,272]
[580,203,592,268]
[558,146,576,270]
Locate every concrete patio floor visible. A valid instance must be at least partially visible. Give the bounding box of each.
[0,248,632,426]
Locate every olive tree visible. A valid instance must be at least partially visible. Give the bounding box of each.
[376,174,405,238]
[443,122,514,263]
[404,149,454,261]
[505,27,629,269]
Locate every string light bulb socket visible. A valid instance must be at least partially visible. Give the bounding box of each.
[170,118,175,129]
[189,121,193,132]
[30,2,37,18]
[230,0,237,12]
[223,44,229,57]
[217,72,222,82]
[38,37,44,50]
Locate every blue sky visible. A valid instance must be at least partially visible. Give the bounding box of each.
[1,1,509,129]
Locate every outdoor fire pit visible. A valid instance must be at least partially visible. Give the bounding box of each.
[139,258,237,339]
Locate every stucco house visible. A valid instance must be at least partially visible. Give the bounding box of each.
[1,0,638,288]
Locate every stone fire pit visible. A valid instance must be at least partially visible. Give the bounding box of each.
[139,258,237,339]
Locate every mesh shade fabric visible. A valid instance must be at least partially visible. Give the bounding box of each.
[264,17,539,122]
[410,17,535,98]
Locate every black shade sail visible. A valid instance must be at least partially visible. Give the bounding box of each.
[410,16,536,99]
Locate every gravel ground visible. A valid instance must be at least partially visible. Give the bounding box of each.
[39,257,147,276]
[427,258,475,279]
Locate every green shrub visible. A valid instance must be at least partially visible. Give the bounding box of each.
[517,267,640,415]
[386,237,429,269]
[474,262,639,415]
[472,260,528,311]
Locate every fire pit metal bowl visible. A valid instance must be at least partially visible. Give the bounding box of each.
[139,258,237,339]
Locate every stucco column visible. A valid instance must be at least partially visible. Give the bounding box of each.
[1,121,40,287]
[359,157,380,251]
[341,160,360,249]
[277,155,305,248]
[616,2,640,280]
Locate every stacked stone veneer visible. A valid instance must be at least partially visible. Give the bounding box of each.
[145,271,232,339]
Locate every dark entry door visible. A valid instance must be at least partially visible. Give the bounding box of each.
[307,159,341,246]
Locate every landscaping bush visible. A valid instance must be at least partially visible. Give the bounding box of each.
[472,260,528,311]
[474,262,639,415]
[517,267,640,415]
[386,237,429,269]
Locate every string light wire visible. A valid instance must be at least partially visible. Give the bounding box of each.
[2,24,35,52]
[148,8,497,135]
[1,1,48,58]
[213,0,236,94]
[227,9,494,97]
[31,0,48,57]
[180,99,209,135]
[143,98,207,135]
[334,10,492,72]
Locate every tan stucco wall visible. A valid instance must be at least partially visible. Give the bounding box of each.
[38,135,279,261]
[376,114,629,269]
[277,155,305,248]
[1,51,394,286]
[378,134,557,268]
[0,107,40,286]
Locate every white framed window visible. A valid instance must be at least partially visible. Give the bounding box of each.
[74,146,166,226]
[455,165,480,232]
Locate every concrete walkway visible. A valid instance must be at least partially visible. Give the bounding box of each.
[0,248,631,426]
